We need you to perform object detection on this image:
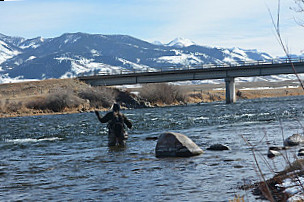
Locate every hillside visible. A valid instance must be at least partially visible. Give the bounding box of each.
[0,32,274,83]
[1,78,304,118]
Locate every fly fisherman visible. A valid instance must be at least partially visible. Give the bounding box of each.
[95,103,132,147]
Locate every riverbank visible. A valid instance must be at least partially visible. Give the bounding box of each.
[1,78,304,118]
[247,159,304,201]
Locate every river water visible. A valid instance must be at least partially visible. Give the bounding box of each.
[1,96,304,201]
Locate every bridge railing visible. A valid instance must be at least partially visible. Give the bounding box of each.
[79,57,304,77]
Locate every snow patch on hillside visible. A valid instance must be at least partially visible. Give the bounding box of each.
[117,58,156,72]
[156,52,203,65]
[0,73,38,83]
[25,56,36,62]
[91,49,101,57]
[19,37,44,49]
[64,35,81,44]
[56,56,133,77]
[0,40,21,64]
[20,42,40,49]
[223,48,256,64]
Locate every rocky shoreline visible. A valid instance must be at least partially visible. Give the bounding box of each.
[1,79,304,119]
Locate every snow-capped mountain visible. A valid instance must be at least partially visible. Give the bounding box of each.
[0,32,276,83]
[0,33,25,47]
[166,37,196,48]
[19,37,46,50]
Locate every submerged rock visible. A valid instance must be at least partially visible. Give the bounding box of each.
[207,144,230,151]
[155,132,203,158]
[267,146,288,158]
[145,136,158,140]
[298,148,304,156]
[268,148,282,158]
[284,134,304,146]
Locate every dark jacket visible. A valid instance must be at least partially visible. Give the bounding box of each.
[95,111,132,129]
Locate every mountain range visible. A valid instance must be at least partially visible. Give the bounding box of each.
[0,32,291,84]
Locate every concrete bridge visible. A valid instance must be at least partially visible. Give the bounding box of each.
[78,58,304,104]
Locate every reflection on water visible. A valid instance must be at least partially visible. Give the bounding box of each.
[1,96,304,201]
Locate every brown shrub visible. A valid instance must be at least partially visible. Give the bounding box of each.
[26,97,46,110]
[78,86,116,108]
[5,101,23,112]
[206,92,224,102]
[26,90,83,112]
[139,83,186,104]
[189,92,203,100]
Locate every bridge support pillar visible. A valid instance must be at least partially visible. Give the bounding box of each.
[225,77,236,104]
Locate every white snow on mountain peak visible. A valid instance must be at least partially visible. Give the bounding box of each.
[167,37,196,48]
[152,41,163,46]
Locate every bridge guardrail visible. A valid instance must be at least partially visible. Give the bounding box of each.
[78,57,304,77]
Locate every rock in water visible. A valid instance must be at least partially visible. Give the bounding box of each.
[298,148,304,156]
[267,146,290,158]
[155,132,203,157]
[207,144,230,151]
[284,134,304,146]
[145,136,158,140]
[267,150,281,158]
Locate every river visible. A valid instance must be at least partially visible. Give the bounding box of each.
[1,96,304,201]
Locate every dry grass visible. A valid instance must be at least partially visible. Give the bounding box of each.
[229,195,245,202]
[78,86,116,108]
[3,101,23,112]
[0,79,116,117]
[1,78,304,118]
[241,125,304,201]
[186,84,304,103]
[139,83,186,105]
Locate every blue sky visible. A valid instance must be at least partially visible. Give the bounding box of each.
[0,0,303,56]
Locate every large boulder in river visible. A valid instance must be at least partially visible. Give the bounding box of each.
[284,134,304,146]
[155,132,203,158]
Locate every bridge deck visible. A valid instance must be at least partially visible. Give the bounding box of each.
[78,61,304,86]
[78,59,304,104]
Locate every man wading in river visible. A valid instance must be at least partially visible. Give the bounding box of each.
[95,103,132,147]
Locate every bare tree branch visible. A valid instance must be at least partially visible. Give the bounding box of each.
[268,1,304,91]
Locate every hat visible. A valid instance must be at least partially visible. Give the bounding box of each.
[112,103,120,112]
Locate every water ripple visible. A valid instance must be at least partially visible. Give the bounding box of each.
[1,96,304,201]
